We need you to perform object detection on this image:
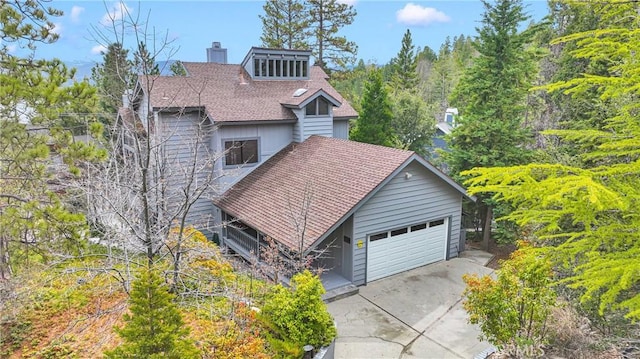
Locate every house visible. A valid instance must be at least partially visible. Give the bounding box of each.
[124,46,470,287]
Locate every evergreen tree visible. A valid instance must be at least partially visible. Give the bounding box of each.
[133,41,160,76]
[391,90,435,157]
[0,1,104,280]
[105,267,199,358]
[91,42,131,117]
[260,0,309,50]
[307,0,357,69]
[170,60,187,76]
[391,29,419,91]
[463,0,640,320]
[444,0,540,246]
[350,69,396,147]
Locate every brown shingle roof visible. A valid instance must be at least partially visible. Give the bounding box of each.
[214,136,414,252]
[145,63,358,122]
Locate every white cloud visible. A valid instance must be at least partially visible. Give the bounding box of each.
[101,2,132,26]
[70,6,84,23]
[337,0,357,5]
[6,44,17,54]
[91,44,107,55]
[396,3,450,27]
[52,22,63,35]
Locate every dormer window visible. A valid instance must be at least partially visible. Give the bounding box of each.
[254,58,308,78]
[306,98,330,116]
[242,48,312,80]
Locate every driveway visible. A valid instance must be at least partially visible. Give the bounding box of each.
[326,250,495,359]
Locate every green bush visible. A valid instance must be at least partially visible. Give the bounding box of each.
[463,242,556,356]
[104,267,199,359]
[261,270,336,356]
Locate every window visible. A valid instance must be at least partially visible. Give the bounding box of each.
[429,219,445,227]
[391,228,408,237]
[224,139,258,166]
[305,98,330,116]
[251,55,310,79]
[410,223,427,232]
[370,232,388,241]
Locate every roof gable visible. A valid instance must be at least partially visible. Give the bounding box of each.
[215,136,468,253]
[145,63,357,122]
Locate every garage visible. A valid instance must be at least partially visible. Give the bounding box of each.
[367,218,448,282]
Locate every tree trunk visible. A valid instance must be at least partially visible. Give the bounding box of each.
[0,236,12,281]
[481,205,493,251]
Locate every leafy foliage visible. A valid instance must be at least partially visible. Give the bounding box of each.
[390,90,435,157]
[260,270,336,354]
[463,242,556,355]
[104,267,200,359]
[91,42,132,118]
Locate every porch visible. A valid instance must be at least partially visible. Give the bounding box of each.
[221,219,354,292]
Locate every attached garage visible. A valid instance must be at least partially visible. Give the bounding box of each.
[367,218,448,282]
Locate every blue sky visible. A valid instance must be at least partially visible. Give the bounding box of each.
[16,1,550,66]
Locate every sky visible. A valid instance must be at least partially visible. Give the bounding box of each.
[14,0,551,66]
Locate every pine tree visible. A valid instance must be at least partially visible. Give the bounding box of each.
[105,267,199,358]
[391,29,419,91]
[91,42,131,117]
[444,0,539,246]
[350,69,396,147]
[0,1,105,280]
[133,42,160,76]
[260,0,309,50]
[170,60,187,76]
[463,0,640,321]
[307,0,357,69]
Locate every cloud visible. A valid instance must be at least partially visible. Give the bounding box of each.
[396,3,450,27]
[6,44,17,54]
[91,44,108,55]
[52,22,63,35]
[70,6,84,23]
[337,0,357,5]
[101,2,132,25]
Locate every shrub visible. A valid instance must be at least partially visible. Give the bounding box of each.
[261,270,336,356]
[104,267,199,358]
[463,241,556,357]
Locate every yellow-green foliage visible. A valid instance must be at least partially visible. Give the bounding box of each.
[463,0,640,320]
[261,270,336,355]
[463,242,556,355]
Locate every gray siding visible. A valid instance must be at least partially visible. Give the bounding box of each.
[213,123,293,192]
[333,119,350,139]
[351,161,463,285]
[302,114,333,140]
[160,111,215,234]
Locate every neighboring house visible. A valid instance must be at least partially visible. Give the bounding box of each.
[122,47,470,287]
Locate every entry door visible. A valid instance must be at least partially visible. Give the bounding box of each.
[342,235,353,280]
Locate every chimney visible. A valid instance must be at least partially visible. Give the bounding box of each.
[206,41,228,64]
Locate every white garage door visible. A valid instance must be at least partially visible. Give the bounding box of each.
[367,218,448,282]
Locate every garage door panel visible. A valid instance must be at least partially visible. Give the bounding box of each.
[367,219,447,282]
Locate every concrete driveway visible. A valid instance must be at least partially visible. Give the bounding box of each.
[327,250,495,359]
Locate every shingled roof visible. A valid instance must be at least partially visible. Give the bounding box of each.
[143,63,358,122]
[214,136,415,252]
